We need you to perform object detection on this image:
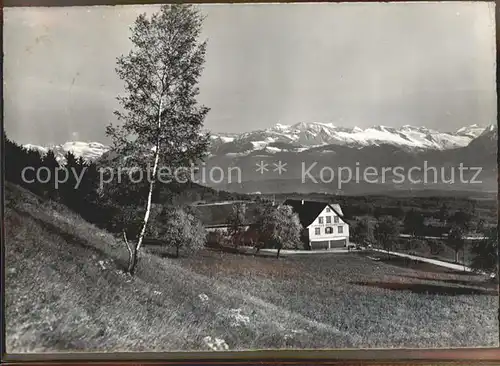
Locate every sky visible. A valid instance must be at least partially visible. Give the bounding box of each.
[3,2,497,146]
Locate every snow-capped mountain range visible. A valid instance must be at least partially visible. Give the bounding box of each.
[23,141,109,164]
[209,122,491,156]
[21,123,497,194]
[23,123,493,163]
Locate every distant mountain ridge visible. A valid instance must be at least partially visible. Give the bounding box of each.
[23,123,490,162]
[208,122,489,156]
[21,123,497,195]
[23,141,109,164]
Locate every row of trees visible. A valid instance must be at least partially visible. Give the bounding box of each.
[351,210,498,273]
[6,136,102,223]
[106,200,303,262]
[402,207,488,264]
[225,202,303,258]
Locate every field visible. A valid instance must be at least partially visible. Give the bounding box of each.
[179,249,498,348]
[5,183,499,352]
[387,236,480,267]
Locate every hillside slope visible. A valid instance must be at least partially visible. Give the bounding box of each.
[4,183,355,352]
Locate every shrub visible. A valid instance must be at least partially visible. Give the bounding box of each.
[428,239,446,256]
[408,239,430,256]
[206,230,228,249]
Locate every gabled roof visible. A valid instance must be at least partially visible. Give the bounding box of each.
[330,203,343,216]
[283,199,344,228]
[193,201,259,227]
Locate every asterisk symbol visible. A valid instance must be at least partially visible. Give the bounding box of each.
[255,161,269,175]
[273,160,287,175]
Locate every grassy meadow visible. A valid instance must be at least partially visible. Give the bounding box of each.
[5,183,498,352]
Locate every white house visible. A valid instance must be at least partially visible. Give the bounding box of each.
[284,199,350,250]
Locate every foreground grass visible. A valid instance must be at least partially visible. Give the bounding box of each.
[5,183,499,351]
[179,250,499,348]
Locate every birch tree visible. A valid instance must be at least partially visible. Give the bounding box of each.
[106,5,210,275]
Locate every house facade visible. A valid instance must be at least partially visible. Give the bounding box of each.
[284,200,350,250]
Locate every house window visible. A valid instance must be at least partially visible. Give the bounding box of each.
[338,226,343,234]
[325,227,333,234]
[326,207,331,212]
[315,227,321,235]
[334,216,339,224]
[318,217,324,224]
[326,216,331,224]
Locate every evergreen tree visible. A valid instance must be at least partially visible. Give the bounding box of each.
[41,150,60,200]
[61,151,79,209]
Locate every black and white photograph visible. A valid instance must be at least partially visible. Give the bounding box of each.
[3,1,499,352]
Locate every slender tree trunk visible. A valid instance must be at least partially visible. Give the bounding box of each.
[463,247,466,271]
[129,246,139,275]
[123,230,134,273]
[276,247,281,259]
[128,100,163,275]
[129,157,159,274]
